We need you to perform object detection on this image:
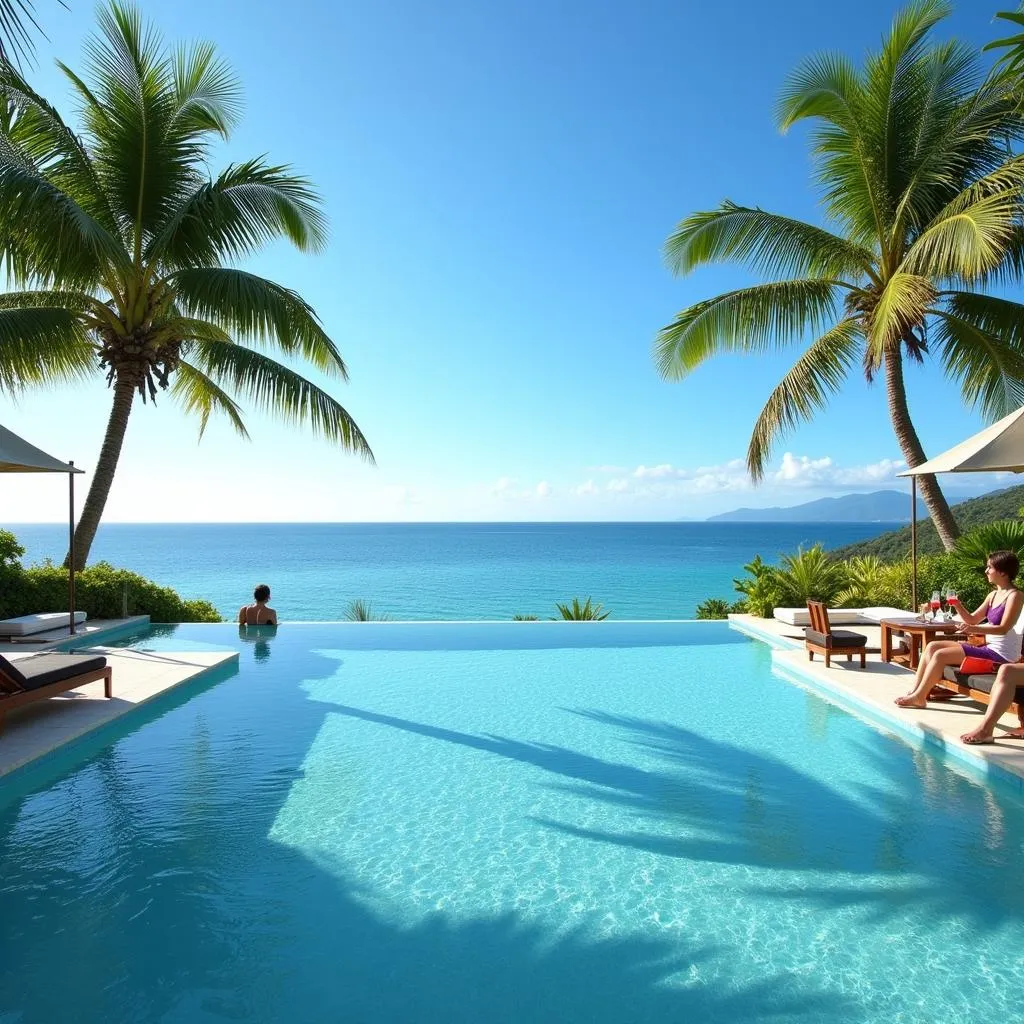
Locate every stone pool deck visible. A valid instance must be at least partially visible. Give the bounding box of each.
[731,613,1024,790]
[0,645,238,777]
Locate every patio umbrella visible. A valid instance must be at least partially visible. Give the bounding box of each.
[898,405,1024,607]
[0,424,84,635]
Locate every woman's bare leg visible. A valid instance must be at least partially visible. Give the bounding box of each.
[895,642,964,707]
[962,665,1024,744]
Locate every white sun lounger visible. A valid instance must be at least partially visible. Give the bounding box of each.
[774,606,909,627]
[0,611,87,637]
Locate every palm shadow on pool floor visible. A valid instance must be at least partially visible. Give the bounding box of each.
[328,699,1024,932]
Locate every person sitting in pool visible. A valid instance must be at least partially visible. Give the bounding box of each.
[238,584,278,626]
[895,550,1023,711]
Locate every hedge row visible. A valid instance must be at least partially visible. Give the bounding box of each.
[0,530,221,623]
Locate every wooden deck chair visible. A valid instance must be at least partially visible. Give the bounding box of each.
[0,652,112,734]
[805,600,868,669]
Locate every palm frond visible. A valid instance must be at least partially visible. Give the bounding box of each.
[171,357,250,439]
[984,9,1024,72]
[902,157,1024,280]
[0,61,120,234]
[654,279,840,381]
[170,267,347,377]
[184,338,373,459]
[0,306,93,390]
[0,161,127,284]
[930,292,1024,419]
[0,0,54,68]
[747,319,861,480]
[664,201,872,280]
[146,159,327,266]
[864,271,935,357]
[167,39,240,137]
[776,51,862,133]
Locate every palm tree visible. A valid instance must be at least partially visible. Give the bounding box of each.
[0,2,372,568]
[654,0,1024,551]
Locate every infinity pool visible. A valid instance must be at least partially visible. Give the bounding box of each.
[1,621,1022,1023]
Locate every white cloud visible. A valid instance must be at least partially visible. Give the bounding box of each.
[634,463,683,479]
[490,476,519,497]
[570,453,909,502]
[535,481,552,498]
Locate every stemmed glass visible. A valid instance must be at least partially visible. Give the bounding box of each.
[930,590,942,622]
[945,586,958,621]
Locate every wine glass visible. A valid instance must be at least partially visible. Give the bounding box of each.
[930,589,942,622]
[946,586,959,621]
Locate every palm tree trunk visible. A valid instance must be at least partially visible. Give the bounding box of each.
[884,348,959,551]
[64,379,136,570]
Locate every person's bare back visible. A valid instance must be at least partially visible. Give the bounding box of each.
[238,583,277,626]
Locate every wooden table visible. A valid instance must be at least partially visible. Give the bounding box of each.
[879,618,963,670]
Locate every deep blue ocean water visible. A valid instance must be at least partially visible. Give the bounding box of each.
[10,521,898,621]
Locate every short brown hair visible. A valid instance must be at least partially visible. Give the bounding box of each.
[988,550,1020,581]
[253,584,271,602]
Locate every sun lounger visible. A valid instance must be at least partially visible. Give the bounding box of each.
[0,612,87,637]
[0,652,111,733]
[774,605,909,626]
[804,600,868,668]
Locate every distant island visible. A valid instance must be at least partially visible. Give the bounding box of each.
[706,489,927,523]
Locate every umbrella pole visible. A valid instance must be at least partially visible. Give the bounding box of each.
[911,476,918,612]
[68,464,76,636]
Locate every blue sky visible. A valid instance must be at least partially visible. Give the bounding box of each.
[2,0,1017,522]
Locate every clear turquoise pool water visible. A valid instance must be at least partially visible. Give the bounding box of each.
[2,621,1023,1023]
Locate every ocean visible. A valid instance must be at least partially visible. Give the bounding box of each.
[10,522,896,622]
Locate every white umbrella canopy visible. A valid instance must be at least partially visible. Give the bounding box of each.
[898,406,1024,477]
[0,424,84,636]
[896,405,1024,608]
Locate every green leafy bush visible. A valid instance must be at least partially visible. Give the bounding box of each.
[774,544,847,606]
[0,531,220,622]
[951,520,1024,572]
[733,555,782,618]
[695,598,746,619]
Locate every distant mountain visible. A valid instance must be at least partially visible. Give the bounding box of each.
[831,485,1024,561]
[707,489,926,523]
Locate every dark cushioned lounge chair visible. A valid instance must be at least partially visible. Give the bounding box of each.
[805,600,868,669]
[0,652,112,733]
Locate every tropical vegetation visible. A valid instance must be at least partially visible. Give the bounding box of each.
[698,515,1024,618]
[0,2,372,570]
[0,529,220,621]
[655,0,1024,552]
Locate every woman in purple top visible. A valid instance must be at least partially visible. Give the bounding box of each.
[895,550,1023,711]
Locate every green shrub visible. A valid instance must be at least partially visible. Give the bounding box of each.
[695,598,733,619]
[951,520,1024,572]
[733,555,782,618]
[774,544,847,606]
[512,614,539,620]
[0,538,220,623]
